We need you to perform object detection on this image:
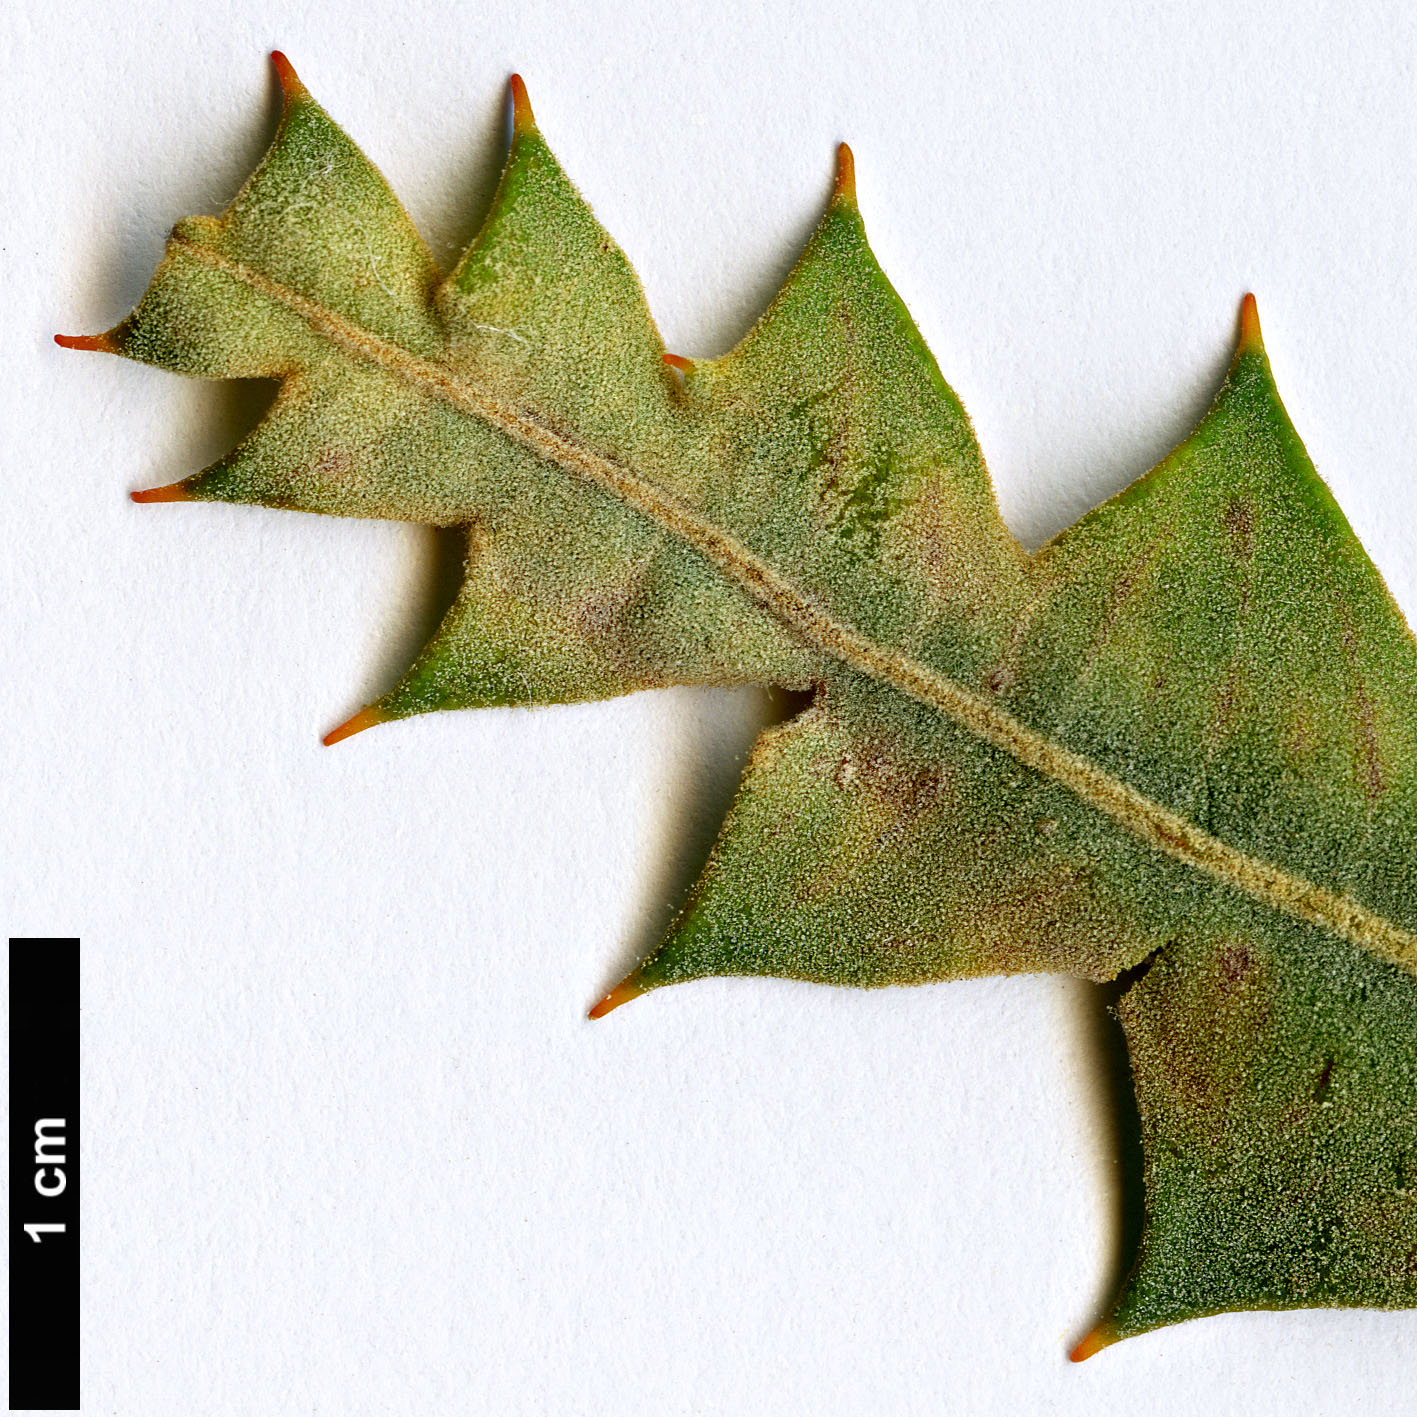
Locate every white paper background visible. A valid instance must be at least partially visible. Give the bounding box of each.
[4,1,1417,1412]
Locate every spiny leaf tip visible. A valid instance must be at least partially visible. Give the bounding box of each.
[588,976,647,1019]
[54,332,117,353]
[1238,291,1265,355]
[270,51,308,103]
[130,481,192,504]
[1068,1324,1119,1363]
[833,142,857,203]
[509,74,536,133]
[322,705,390,747]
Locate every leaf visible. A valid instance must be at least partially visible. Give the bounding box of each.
[60,54,1417,1356]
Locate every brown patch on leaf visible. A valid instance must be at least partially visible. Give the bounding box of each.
[1337,623,1382,810]
[1285,711,1315,764]
[1212,666,1242,736]
[1340,612,1385,804]
[796,735,954,903]
[1311,1053,1336,1104]
[1216,940,1258,993]
[1126,935,1275,1142]
[312,446,354,481]
[957,857,1138,979]
[1075,523,1178,680]
[1223,494,1256,562]
[894,476,976,605]
[848,736,948,817]
[1353,673,1385,803]
[570,571,645,645]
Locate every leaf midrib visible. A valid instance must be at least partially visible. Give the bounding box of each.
[174,234,1417,978]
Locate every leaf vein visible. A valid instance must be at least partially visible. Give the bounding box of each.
[172,234,1417,978]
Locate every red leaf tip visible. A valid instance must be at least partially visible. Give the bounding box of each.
[1068,1325,1118,1363]
[1238,292,1264,354]
[662,352,694,373]
[588,976,647,1020]
[55,332,117,353]
[131,481,192,504]
[271,51,308,102]
[322,704,389,747]
[834,143,857,203]
[510,74,536,133]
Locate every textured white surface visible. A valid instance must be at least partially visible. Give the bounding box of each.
[4,1,1417,1411]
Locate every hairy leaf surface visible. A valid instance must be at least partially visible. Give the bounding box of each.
[61,55,1417,1355]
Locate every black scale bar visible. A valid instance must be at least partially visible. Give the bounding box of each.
[9,939,79,1411]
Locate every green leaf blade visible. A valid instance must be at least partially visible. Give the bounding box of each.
[1017,309,1417,944]
[68,57,1417,1352]
[1111,917,1417,1340]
